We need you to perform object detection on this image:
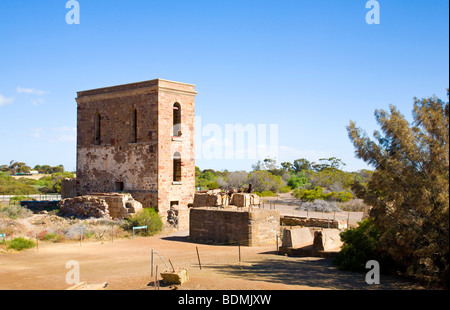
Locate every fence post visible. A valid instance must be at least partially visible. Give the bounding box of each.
[196,246,202,270]
[276,233,278,255]
[151,249,154,276]
[238,243,241,263]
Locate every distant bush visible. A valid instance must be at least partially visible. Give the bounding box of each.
[254,191,275,197]
[292,186,353,203]
[297,200,341,213]
[339,199,369,212]
[0,204,33,219]
[207,181,219,190]
[287,172,310,189]
[279,185,292,193]
[123,208,163,236]
[9,196,27,202]
[7,237,36,251]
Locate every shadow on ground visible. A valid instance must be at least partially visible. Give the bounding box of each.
[204,257,424,290]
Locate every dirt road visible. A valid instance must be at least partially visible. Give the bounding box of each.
[0,229,423,290]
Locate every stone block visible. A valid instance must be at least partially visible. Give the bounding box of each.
[313,228,343,251]
[281,227,313,248]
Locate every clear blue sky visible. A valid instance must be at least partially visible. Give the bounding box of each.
[0,0,448,172]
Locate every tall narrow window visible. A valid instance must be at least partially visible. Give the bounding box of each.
[94,113,101,145]
[173,152,182,182]
[173,103,181,136]
[130,108,137,143]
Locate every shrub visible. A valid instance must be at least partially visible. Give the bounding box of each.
[9,196,27,203]
[297,200,341,213]
[287,172,310,189]
[7,237,36,251]
[0,204,33,219]
[208,181,219,190]
[123,208,163,236]
[279,185,292,193]
[260,190,275,197]
[333,218,398,273]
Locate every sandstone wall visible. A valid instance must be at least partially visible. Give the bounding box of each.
[281,216,347,230]
[189,208,280,247]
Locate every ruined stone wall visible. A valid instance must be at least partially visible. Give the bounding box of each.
[61,178,77,199]
[281,216,347,230]
[189,208,280,247]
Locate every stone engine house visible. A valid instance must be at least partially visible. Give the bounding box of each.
[75,79,197,221]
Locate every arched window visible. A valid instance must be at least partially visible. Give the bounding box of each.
[94,112,101,145]
[130,108,137,143]
[173,152,182,182]
[173,103,181,137]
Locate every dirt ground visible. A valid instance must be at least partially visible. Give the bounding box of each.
[0,228,425,290]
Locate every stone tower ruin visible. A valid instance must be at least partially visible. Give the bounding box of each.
[75,79,197,222]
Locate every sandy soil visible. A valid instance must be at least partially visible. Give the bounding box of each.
[0,229,424,290]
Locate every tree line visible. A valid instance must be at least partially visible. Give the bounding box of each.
[0,161,66,175]
[196,156,372,204]
[0,163,74,195]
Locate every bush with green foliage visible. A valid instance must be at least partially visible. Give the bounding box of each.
[7,237,36,251]
[123,208,163,236]
[287,172,310,189]
[0,204,33,219]
[333,218,398,273]
[292,186,353,203]
[254,190,275,197]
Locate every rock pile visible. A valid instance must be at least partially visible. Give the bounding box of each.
[59,196,110,219]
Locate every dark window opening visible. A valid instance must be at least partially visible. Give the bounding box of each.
[94,113,101,145]
[170,201,179,208]
[130,108,137,143]
[114,182,124,192]
[173,152,181,182]
[173,103,181,136]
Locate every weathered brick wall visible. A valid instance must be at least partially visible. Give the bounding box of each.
[189,208,280,246]
[75,79,197,223]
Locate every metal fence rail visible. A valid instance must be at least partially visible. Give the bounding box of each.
[0,194,61,201]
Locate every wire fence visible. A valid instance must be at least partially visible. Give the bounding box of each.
[0,193,61,202]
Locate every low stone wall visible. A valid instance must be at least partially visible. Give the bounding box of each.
[189,207,280,246]
[58,193,143,219]
[281,216,347,229]
[87,193,142,219]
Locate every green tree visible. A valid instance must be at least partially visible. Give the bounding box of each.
[347,91,449,287]
[292,158,312,173]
